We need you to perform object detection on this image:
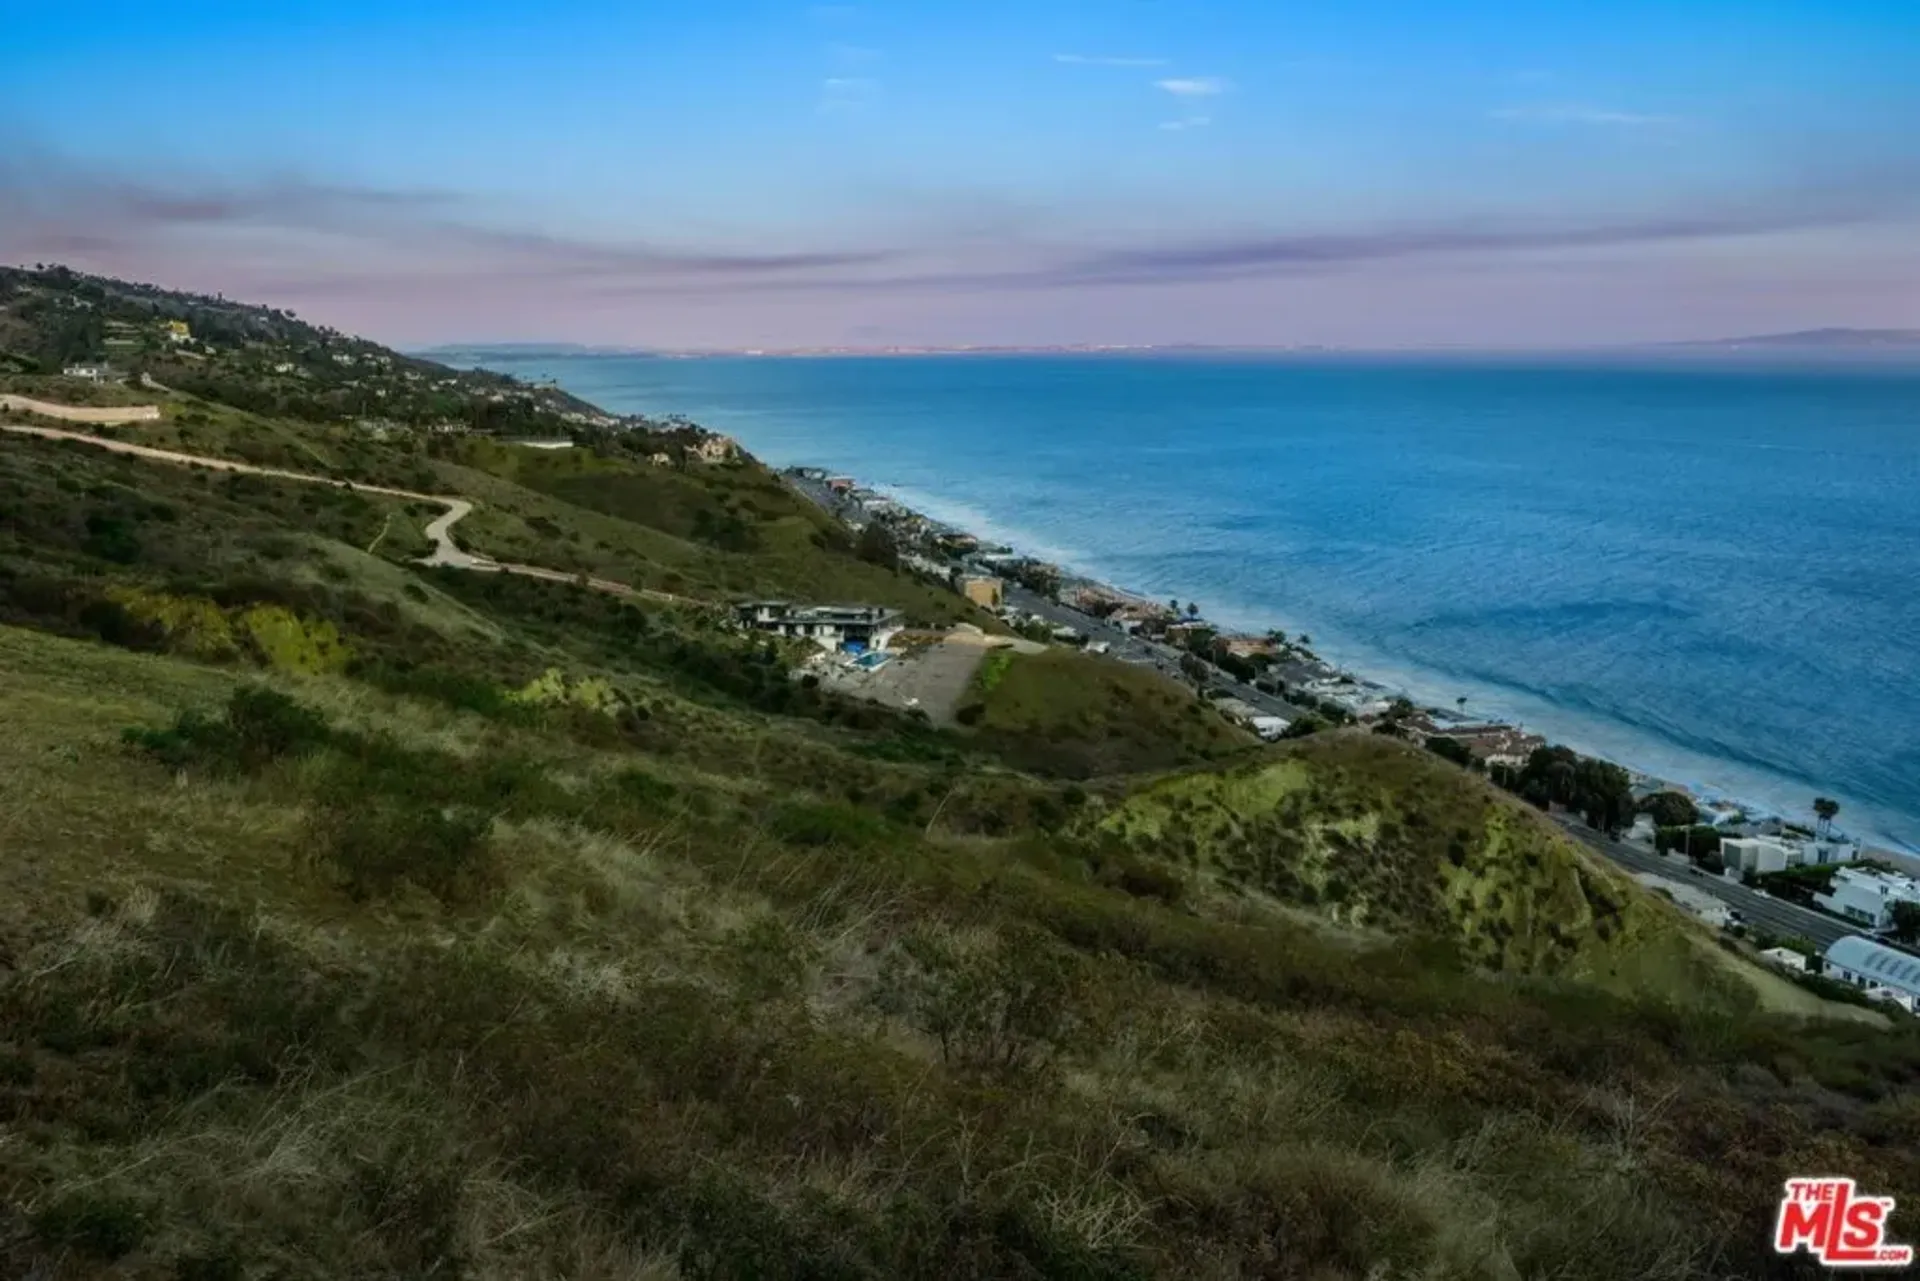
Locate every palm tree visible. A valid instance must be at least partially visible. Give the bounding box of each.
[1167,598,1181,617]
[1813,796,1841,836]
[1186,602,1201,621]
[1456,696,1468,711]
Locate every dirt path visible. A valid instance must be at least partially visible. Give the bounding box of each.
[0,395,161,425]
[0,418,692,605]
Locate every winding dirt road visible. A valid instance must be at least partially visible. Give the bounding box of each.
[0,417,689,605]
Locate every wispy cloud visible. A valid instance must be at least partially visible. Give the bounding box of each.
[1492,104,1678,126]
[1159,116,1211,132]
[827,42,883,65]
[1054,53,1166,68]
[1155,77,1231,97]
[819,76,881,112]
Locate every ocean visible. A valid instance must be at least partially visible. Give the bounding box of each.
[441,349,1920,851]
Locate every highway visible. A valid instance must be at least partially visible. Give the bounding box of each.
[1556,818,1856,949]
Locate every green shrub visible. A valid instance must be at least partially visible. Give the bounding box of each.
[33,1192,148,1260]
[315,802,495,903]
[770,800,889,849]
[876,925,1089,1074]
[123,685,332,773]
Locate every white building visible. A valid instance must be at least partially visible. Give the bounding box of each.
[1721,837,1792,876]
[1816,868,1920,931]
[736,601,902,654]
[61,364,112,381]
[1823,935,1920,1013]
[1758,946,1810,974]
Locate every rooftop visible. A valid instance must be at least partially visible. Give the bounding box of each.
[1825,936,1920,997]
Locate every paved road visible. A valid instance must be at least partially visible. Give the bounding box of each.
[0,418,693,606]
[1556,818,1855,948]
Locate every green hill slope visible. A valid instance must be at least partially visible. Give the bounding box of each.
[3,266,1918,1281]
[1090,733,1743,996]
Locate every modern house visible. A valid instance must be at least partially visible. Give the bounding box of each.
[61,364,115,382]
[736,601,903,654]
[1721,837,1793,876]
[1816,868,1920,931]
[1823,935,1920,1013]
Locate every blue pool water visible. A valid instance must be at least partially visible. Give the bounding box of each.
[443,349,1920,850]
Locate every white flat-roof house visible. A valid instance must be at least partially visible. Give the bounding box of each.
[737,601,902,654]
[1816,868,1920,931]
[1823,935,1920,1013]
[1722,837,1792,876]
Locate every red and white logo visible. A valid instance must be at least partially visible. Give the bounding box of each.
[1774,1177,1913,1269]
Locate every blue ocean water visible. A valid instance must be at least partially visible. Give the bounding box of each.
[453,351,1920,850]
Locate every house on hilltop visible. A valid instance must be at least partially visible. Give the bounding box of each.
[736,601,903,654]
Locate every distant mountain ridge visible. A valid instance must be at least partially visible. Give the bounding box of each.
[1675,327,1920,349]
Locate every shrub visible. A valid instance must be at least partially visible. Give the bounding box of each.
[877,925,1088,1074]
[315,802,495,903]
[123,685,332,773]
[32,1193,148,1260]
[770,800,889,849]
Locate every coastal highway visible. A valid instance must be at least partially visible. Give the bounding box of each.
[1554,817,1856,949]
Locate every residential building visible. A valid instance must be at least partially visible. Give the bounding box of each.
[690,434,739,464]
[954,574,1004,610]
[61,364,113,382]
[736,601,902,654]
[1816,868,1920,930]
[1823,935,1920,1012]
[1721,837,1793,876]
[163,320,191,342]
[826,477,856,494]
[1248,715,1291,742]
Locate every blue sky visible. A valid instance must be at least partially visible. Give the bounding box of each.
[4,0,1918,347]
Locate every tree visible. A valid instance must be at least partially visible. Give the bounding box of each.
[1168,599,1180,617]
[1640,791,1699,830]
[1456,696,1468,710]
[1425,736,1479,770]
[855,521,899,570]
[1186,602,1201,620]
[1814,796,1841,836]
[1887,901,1920,946]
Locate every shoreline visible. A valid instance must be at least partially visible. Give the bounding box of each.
[796,463,1914,863]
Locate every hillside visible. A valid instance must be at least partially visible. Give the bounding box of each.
[1675,327,1920,349]
[2,267,1919,1280]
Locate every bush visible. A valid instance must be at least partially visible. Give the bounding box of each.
[315,802,495,903]
[876,925,1088,1074]
[123,685,332,773]
[33,1193,148,1260]
[771,801,889,849]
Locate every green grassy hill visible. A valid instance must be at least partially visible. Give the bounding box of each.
[957,648,1256,777]
[2,267,1918,1280]
[1090,733,1755,994]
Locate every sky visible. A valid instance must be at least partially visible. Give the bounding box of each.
[4,0,1919,348]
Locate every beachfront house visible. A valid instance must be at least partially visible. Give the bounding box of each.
[1822,935,1920,1013]
[1721,837,1793,876]
[736,601,903,655]
[1815,868,1920,931]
